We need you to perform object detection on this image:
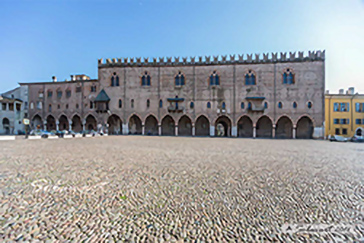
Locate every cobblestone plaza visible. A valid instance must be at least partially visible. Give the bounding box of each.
[0,137,363,241]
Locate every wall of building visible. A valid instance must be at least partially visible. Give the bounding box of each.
[325,94,364,137]
[23,51,326,138]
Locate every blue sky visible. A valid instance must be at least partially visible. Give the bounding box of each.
[0,0,363,93]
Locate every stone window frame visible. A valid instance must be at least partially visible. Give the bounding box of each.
[244,69,257,85]
[56,88,62,99]
[264,101,268,109]
[209,70,220,86]
[66,88,72,98]
[141,71,151,87]
[307,101,313,109]
[111,72,120,87]
[282,68,295,84]
[175,71,186,87]
[47,89,53,98]
[278,101,283,109]
[190,101,194,109]
[293,101,297,109]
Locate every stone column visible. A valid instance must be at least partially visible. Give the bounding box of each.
[82,120,86,131]
[158,124,162,136]
[253,125,256,138]
[192,124,195,136]
[272,125,276,138]
[210,125,215,137]
[43,121,47,131]
[293,125,296,139]
[69,121,73,131]
[142,124,145,135]
[122,123,129,135]
[175,124,178,136]
[56,120,59,131]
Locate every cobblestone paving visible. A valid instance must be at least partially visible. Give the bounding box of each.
[0,137,363,242]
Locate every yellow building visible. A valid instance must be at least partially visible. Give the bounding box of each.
[325,87,364,138]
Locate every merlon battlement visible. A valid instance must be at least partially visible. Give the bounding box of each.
[98,50,325,67]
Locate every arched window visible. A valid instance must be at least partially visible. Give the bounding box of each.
[248,102,252,110]
[308,101,312,109]
[245,70,256,85]
[119,99,122,108]
[222,102,226,109]
[66,89,71,98]
[76,104,79,109]
[111,74,120,87]
[175,71,185,86]
[147,99,150,108]
[190,102,194,109]
[131,99,134,108]
[293,102,297,109]
[57,89,62,98]
[48,104,52,112]
[57,104,60,109]
[159,99,163,108]
[283,68,295,84]
[278,102,283,109]
[90,101,93,109]
[241,102,244,109]
[66,104,69,109]
[209,71,220,86]
[264,102,268,109]
[30,102,34,109]
[207,102,211,108]
[142,72,151,86]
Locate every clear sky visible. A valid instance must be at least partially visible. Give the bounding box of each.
[0,0,363,93]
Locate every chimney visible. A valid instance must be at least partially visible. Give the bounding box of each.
[339,89,344,94]
[52,76,57,82]
[325,90,329,94]
[348,87,355,95]
[70,75,75,81]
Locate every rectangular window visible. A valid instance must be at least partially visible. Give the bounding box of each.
[334,103,339,112]
[66,90,71,98]
[48,91,52,97]
[57,91,62,98]
[340,119,349,124]
[356,119,362,125]
[339,103,349,112]
[91,86,96,92]
[342,128,347,135]
[9,103,14,111]
[355,103,364,112]
[2,103,6,110]
[335,128,340,135]
[333,118,339,124]
[76,87,82,93]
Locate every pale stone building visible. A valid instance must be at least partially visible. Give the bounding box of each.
[21,50,325,138]
[0,86,27,134]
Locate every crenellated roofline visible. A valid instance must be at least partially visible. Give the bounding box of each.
[98,50,325,68]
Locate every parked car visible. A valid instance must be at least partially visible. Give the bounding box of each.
[329,135,350,142]
[351,135,364,143]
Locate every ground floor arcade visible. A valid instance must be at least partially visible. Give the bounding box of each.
[31,113,316,139]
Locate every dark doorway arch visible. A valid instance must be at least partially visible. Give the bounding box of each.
[237,116,253,137]
[256,116,272,138]
[85,115,97,131]
[296,116,314,139]
[2,118,10,134]
[195,115,210,136]
[356,128,363,136]
[46,115,56,131]
[144,115,158,135]
[178,115,192,136]
[128,115,142,134]
[32,115,43,130]
[72,115,82,132]
[59,115,69,131]
[161,115,175,136]
[108,115,122,135]
[276,116,293,139]
[215,116,232,137]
